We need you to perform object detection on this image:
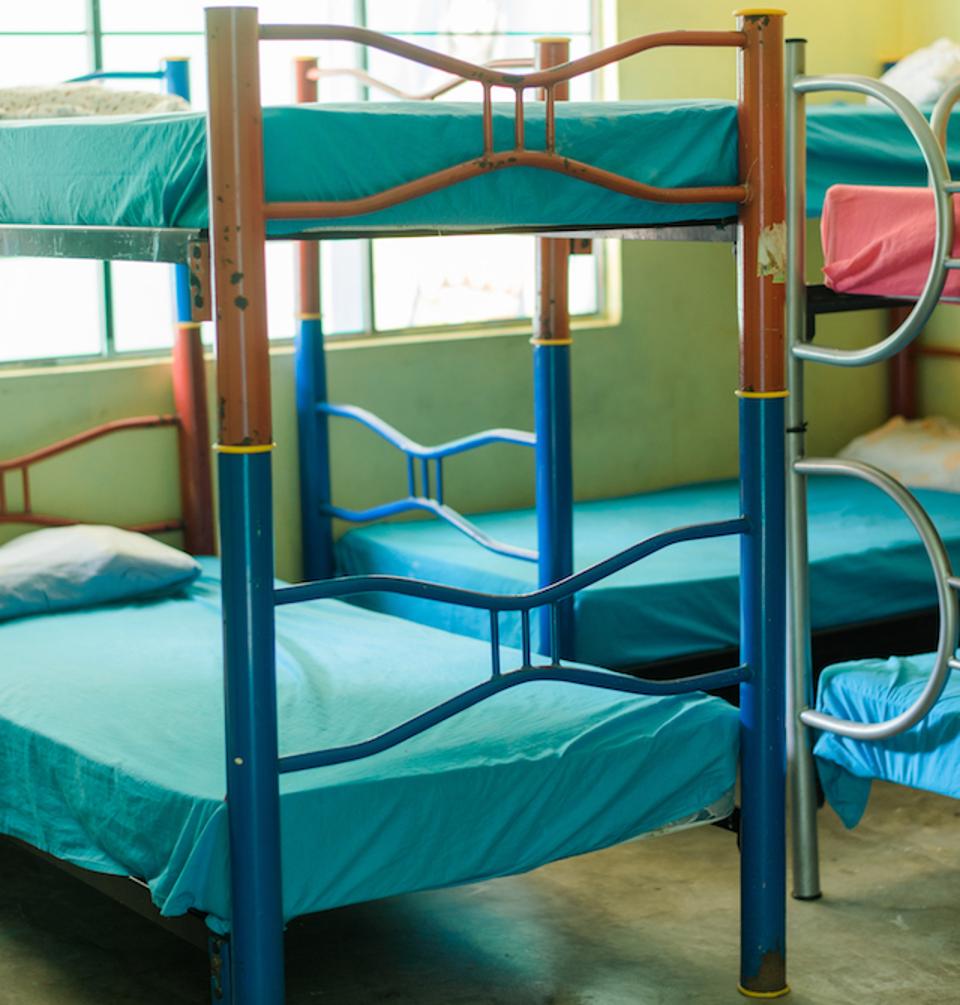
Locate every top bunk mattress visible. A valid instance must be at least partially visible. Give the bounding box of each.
[2,101,959,235]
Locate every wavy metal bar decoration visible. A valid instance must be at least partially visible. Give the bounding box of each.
[275,517,749,772]
[306,57,534,102]
[320,400,537,561]
[0,416,183,533]
[279,662,751,773]
[262,24,748,222]
[277,515,747,610]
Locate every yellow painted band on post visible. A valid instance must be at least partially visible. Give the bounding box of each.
[533,36,572,43]
[737,984,791,999]
[214,443,276,454]
[297,313,323,321]
[530,337,574,347]
[163,56,190,62]
[735,389,789,399]
[175,321,203,330]
[733,8,787,16]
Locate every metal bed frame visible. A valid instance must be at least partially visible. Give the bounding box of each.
[1,9,791,1002]
[204,10,787,1001]
[293,38,584,657]
[0,57,214,555]
[783,40,960,904]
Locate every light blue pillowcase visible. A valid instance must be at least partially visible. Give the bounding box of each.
[0,525,201,621]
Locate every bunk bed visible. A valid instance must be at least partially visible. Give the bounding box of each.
[292,45,960,673]
[0,9,793,1003]
[779,41,960,929]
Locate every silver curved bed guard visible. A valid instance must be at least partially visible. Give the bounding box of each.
[796,458,959,740]
[792,74,955,367]
[785,38,960,901]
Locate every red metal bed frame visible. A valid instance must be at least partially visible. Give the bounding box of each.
[0,325,215,554]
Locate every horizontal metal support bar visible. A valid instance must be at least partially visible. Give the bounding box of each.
[325,497,538,563]
[320,402,535,459]
[276,516,747,612]
[259,25,745,88]
[945,258,960,270]
[0,225,203,263]
[279,662,751,773]
[944,181,960,194]
[67,70,165,82]
[0,221,735,260]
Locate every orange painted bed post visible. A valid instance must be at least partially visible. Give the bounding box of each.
[172,322,215,554]
[295,57,321,322]
[205,7,284,1005]
[532,36,575,659]
[734,8,789,1000]
[293,55,337,580]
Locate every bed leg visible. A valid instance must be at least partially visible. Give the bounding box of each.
[295,315,336,580]
[735,8,788,998]
[738,396,788,998]
[209,935,232,1003]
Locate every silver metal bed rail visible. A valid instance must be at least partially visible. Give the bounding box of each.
[785,38,960,900]
[795,458,959,740]
[791,75,955,367]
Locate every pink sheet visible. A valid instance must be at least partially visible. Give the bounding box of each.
[821,184,960,301]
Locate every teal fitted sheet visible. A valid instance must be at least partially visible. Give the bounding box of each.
[0,557,738,931]
[2,101,959,234]
[814,654,960,827]
[336,478,960,668]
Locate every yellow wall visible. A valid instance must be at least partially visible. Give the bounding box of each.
[0,2,944,580]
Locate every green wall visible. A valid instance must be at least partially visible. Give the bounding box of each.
[0,2,929,580]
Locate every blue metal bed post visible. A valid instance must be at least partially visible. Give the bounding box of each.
[533,37,575,659]
[206,8,285,1004]
[734,9,788,999]
[294,56,337,581]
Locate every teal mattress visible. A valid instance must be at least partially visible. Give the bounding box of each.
[336,478,960,668]
[814,653,960,827]
[2,101,959,234]
[0,557,738,931]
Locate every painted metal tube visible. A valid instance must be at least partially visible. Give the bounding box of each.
[217,451,284,1005]
[276,516,747,611]
[738,396,788,998]
[784,37,822,903]
[735,10,787,998]
[280,663,752,774]
[533,37,575,660]
[293,56,336,581]
[533,344,575,654]
[296,317,336,579]
[206,9,283,1004]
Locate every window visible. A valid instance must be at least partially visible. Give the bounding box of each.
[0,0,608,365]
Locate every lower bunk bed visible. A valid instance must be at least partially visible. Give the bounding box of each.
[813,651,960,829]
[337,476,960,670]
[0,555,738,953]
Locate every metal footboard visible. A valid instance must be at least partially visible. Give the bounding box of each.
[785,38,960,900]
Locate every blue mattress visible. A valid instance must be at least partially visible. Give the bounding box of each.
[814,653,960,827]
[2,101,960,234]
[336,478,960,668]
[0,557,738,931]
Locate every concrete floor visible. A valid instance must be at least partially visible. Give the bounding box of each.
[0,782,956,1004]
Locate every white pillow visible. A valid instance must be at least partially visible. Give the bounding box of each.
[838,415,960,492]
[871,38,960,108]
[0,525,201,621]
[0,84,189,120]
